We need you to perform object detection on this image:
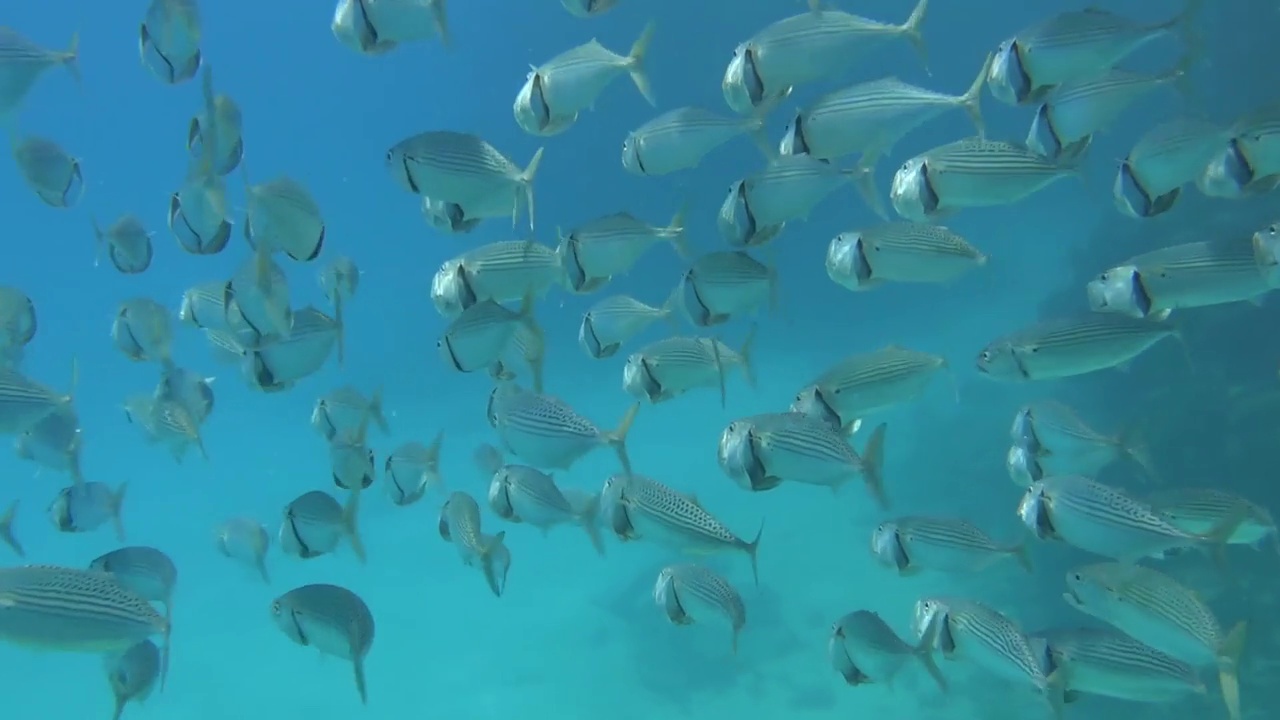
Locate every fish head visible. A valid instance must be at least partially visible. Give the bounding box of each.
[652,567,690,624]
[1009,407,1042,451]
[987,39,1034,106]
[778,111,809,157]
[1196,139,1256,199]
[869,522,910,572]
[1062,566,1119,619]
[437,499,454,542]
[975,341,1022,380]
[1112,160,1161,218]
[1252,222,1280,272]
[621,354,663,402]
[514,72,553,137]
[716,180,758,249]
[430,260,474,317]
[824,232,875,290]
[889,158,937,222]
[268,596,308,645]
[717,420,774,492]
[578,312,616,359]
[1016,481,1055,538]
[620,132,645,176]
[384,142,422,195]
[722,43,767,115]
[486,470,517,520]
[600,475,635,539]
[46,489,73,530]
[789,385,841,432]
[911,598,951,647]
[1086,266,1150,319]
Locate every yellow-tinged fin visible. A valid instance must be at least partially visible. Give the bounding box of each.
[738,324,758,388]
[109,481,128,542]
[667,201,692,259]
[1217,621,1246,720]
[342,485,367,564]
[626,22,657,106]
[606,403,640,476]
[861,424,889,509]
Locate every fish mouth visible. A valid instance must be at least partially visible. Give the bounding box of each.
[1061,587,1083,606]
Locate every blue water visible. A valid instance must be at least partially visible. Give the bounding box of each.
[2,0,1278,718]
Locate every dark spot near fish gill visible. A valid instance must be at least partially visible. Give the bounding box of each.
[639,358,663,402]
[289,610,310,646]
[563,241,589,292]
[287,515,316,558]
[401,156,420,193]
[743,47,765,107]
[918,160,941,216]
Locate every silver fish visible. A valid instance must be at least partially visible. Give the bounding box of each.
[871,516,1031,575]
[0,287,35,350]
[622,107,769,176]
[112,298,173,364]
[139,0,202,84]
[422,195,482,234]
[486,464,603,555]
[187,91,243,176]
[719,155,882,247]
[237,306,344,390]
[828,609,947,690]
[105,639,161,720]
[437,297,544,390]
[169,65,232,256]
[623,332,756,407]
[215,516,271,582]
[1035,626,1204,704]
[271,583,375,704]
[48,481,128,542]
[486,383,638,474]
[826,222,986,290]
[579,290,680,360]
[278,489,365,563]
[92,215,154,275]
[311,387,389,443]
[0,363,75,435]
[1009,400,1153,479]
[681,250,776,327]
[653,564,747,653]
[0,28,79,116]
[12,135,83,208]
[1115,118,1226,218]
[0,500,22,557]
[558,208,689,293]
[330,427,375,491]
[438,491,510,597]
[332,0,450,55]
[225,254,293,340]
[976,314,1179,381]
[430,240,564,318]
[88,546,177,635]
[244,175,325,264]
[14,404,83,485]
[1146,487,1279,553]
[384,433,443,506]
[791,346,948,433]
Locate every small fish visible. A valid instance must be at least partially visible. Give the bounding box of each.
[311,387,389,443]
[131,397,208,463]
[332,0,450,54]
[653,564,747,653]
[1197,103,1280,200]
[225,254,293,340]
[243,175,326,265]
[12,135,83,208]
[1035,626,1205,703]
[1010,400,1153,479]
[104,639,161,720]
[623,332,756,407]
[872,516,1031,575]
[14,404,84,485]
[1115,118,1227,218]
[579,289,681,359]
[0,287,36,350]
[515,23,655,137]
[0,363,75,434]
[891,137,1080,221]
[604,473,761,583]
[215,516,271,582]
[0,500,22,557]
[49,481,127,541]
[681,250,777,326]
[438,296,545,390]
[561,0,619,18]
[386,131,544,230]
[112,298,173,364]
[1088,239,1272,320]
[976,314,1180,381]
[438,491,511,597]
[826,222,986,290]
[791,346,948,433]
[1146,487,1279,553]
[271,583,375,704]
[384,433,443,506]
[430,240,564,318]
[139,0,202,83]
[1063,563,1246,720]
[330,427,375,492]
[828,609,947,690]
[0,28,79,117]
[92,215,154,275]
[155,365,215,426]
[622,107,769,176]
[558,208,689,293]
[235,306,344,391]
[487,463,603,555]
[179,281,230,331]
[422,195,483,234]
[331,0,396,55]
[318,256,358,328]
[187,91,243,176]
[486,383,638,475]
[168,162,232,255]
[88,547,177,642]
[722,0,929,115]
[278,489,366,563]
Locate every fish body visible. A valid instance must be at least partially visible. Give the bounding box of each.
[726,154,880,237]
[486,383,638,474]
[487,464,602,554]
[1036,626,1204,702]
[1028,66,1185,160]
[579,291,679,359]
[179,281,230,331]
[623,107,767,176]
[558,209,688,293]
[623,333,755,407]
[430,240,564,317]
[93,215,154,275]
[278,489,365,562]
[215,516,271,582]
[384,435,442,506]
[14,404,83,483]
[168,168,232,255]
[653,564,747,653]
[13,135,83,208]
[872,516,1030,575]
[439,491,510,597]
[155,365,215,426]
[0,365,73,435]
[682,250,776,327]
[0,27,79,116]
[1146,488,1278,551]
[330,430,375,491]
[791,346,947,432]
[829,609,947,690]
[105,639,161,720]
[977,314,1178,381]
[826,223,986,289]
[271,583,375,704]
[139,0,202,83]
[1087,237,1271,319]
[49,482,127,541]
[244,176,326,264]
[239,306,344,390]
[1115,119,1227,218]
[311,387,388,442]
[187,92,243,175]
[438,297,544,389]
[112,298,173,363]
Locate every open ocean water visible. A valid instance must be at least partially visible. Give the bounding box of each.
[2,0,1280,719]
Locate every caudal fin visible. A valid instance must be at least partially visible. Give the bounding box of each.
[1217,621,1246,720]
[860,424,889,509]
[627,22,657,106]
[606,403,641,476]
[0,500,23,557]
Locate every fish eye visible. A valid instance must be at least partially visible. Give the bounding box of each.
[980,350,992,361]
[270,600,282,614]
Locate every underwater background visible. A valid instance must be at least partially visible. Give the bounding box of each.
[2,0,1279,718]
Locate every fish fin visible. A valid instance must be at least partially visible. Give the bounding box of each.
[518,147,545,231]
[605,403,641,476]
[109,482,129,542]
[860,424,889,509]
[841,418,862,438]
[850,162,887,220]
[626,22,657,106]
[368,387,391,435]
[1011,541,1033,573]
[428,0,452,48]
[658,282,684,329]
[746,519,764,586]
[516,293,547,393]
[0,500,22,557]
[1115,423,1157,481]
[575,493,606,557]
[63,31,82,86]
[667,201,692,259]
[1170,0,1206,75]
[900,0,930,73]
[961,53,991,138]
[912,619,949,692]
[341,486,367,564]
[1044,669,1069,720]
[255,553,271,584]
[1217,621,1246,720]
[333,293,346,367]
[710,335,727,409]
[89,215,105,267]
[481,531,508,597]
[352,651,369,705]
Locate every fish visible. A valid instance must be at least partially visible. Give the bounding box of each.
[515,23,655,137]
[486,463,603,555]
[169,64,232,255]
[187,91,243,175]
[603,473,761,584]
[430,240,564,318]
[653,564,747,653]
[384,433,443,506]
[558,208,689,293]
[270,583,375,704]
[422,195,483,234]
[791,346,949,433]
[112,298,173,364]
[332,0,450,55]
[215,516,271,583]
[622,331,756,407]
[92,215,154,275]
[0,287,36,350]
[236,306,344,391]
[1063,563,1246,720]
[438,296,545,390]
[14,404,84,485]
[128,397,208,463]
[1017,475,1242,562]
[331,0,396,55]
[225,254,293,340]
[318,256,359,327]
[311,387,389,443]
[179,281,231,332]
[579,289,681,359]
[986,1,1202,106]
[891,136,1080,221]
[486,383,638,475]
[1146,487,1279,553]
[278,489,366,563]
[330,426,376,491]
[48,481,127,541]
[0,28,79,117]
[1005,444,1045,487]
[1087,238,1272,320]
[243,175,326,265]
[828,609,947,690]
[1115,119,1227,218]
[155,365,215,426]
[871,516,1031,575]
[681,250,777,326]
[1197,103,1280,200]
[139,0,202,83]
[722,0,929,115]
[622,107,770,176]
[438,491,511,597]
[780,52,989,163]
[0,500,21,557]
[826,222,987,290]
[104,639,161,720]
[1034,626,1205,704]
[88,547,178,646]
[1009,400,1154,479]
[561,0,619,19]
[0,363,75,435]
[976,314,1180,381]
[385,130,544,230]
[12,135,83,208]
[719,414,888,505]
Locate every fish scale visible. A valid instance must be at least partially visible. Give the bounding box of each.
[0,565,168,654]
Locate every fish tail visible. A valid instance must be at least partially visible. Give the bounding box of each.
[746,112,777,162]
[159,601,174,691]
[481,531,508,597]
[255,552,271,584]
[342,487,368,564]
[737,323,758,389]
[626,22,658,106]
[368,387,391,435]
[960,53,991,138]
[1170,0,1206,65]
[912,620,949,693]
[900,0,929,71]
[111,697,126,720]
[428,0,452,48]
[606,402,641,476]
[89,215,105,267]
[658,282,684,329]
[576,493,606,557]
[64,31,82,86]
[0,500,22,558]
[353,657,370,704]
[1043,669,1069,720]
[667,201,692,259]
[517,293,547,393]
[1217,621,1247,720]
[1115,423,1158,481]
[426,430,445,478]
[746,519,764,586]
[334,293,346,367]
[710,334,728,409]
[110,481,129,542]
[850,162,887,220]
[158,617,172,699]
[1010,541,1033,573]
[860,424,890,509]
[518,146,545,231]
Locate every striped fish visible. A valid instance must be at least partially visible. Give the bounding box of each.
[891,137,1080,221]
[0,363,75,435]
[271,583,374,704]
[439,491,510,597]
[187,91,243,176]
[139,0,202,84]
[243,176,325,264]
[623,106,769,177]
[179,280,230,331]
[0,27,79,116]
[871,516,1031,575]
[1064,562,1246,720]
[487,383,638,474]
[1018,476,1242,563]
[92,215,154,275]
[431,240,564,318]
[781,53,988,163]
[976,313,1179,381]
[558,208,689,293]
[826,222,987,290]
[105,639,161,720]
[385,130,544,230]
[383,434,443,507]
[682,250,776,327]
[1198,103,1280,199]
[1146,487,1279,553]
[579,290,680,360]
[438,296,544,390]
[237,305,344,390]
[731,154,882,230]
[605,473,761,584]
[487,464,603,556]
[89,546,177,687]
[279,489,365,563]
[1010,400,1154,478]
[791,345,948,433]
[623,331,756,408]
[1115,118,1227,218]
[653,564,746,653]
[112,298,173,364]
[1029,65,1186,161]
[1087,237,1272,319]
[828,609,947,690]
[1035,626,1205,703]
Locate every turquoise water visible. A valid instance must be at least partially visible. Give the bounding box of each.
[2,1,1278,718]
